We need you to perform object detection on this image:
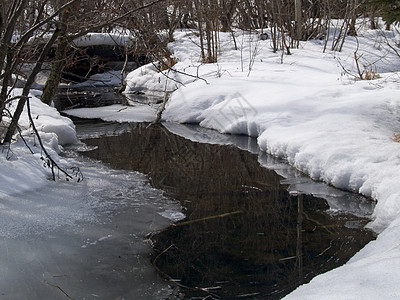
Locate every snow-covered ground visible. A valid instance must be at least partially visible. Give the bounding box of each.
[2,21,400,298]
[1,89,78,197]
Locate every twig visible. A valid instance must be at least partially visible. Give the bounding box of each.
[152,244,221,299]
[149,60,188,87]
[334,54,358,80]
[60,71,117,85]
[26,96,74,181]
[5,95,27,105]
[173,210,243,227]
[151,69,173,125]
[353,37,364,80]
[2,108,34,156]
[16,125,34,154]
[317,239,334,257]
[44,280,76,300]
[302,211,334,234]
[1,142,14,160]
[167,65,209,85]
[1,108,35,154]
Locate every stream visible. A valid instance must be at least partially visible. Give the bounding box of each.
[0,134,183,299]
[75,118,376,299]
[0,91,376,299]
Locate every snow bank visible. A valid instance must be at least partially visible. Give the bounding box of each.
[124,63,171,97]
[72,32,132,47]
[123,30,221,98]
[158,29,400,230]
[63,103,157,123]
[14,90,78,147]
[0,89,78,197]
[122,27,400,298]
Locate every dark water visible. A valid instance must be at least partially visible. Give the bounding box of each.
[78,121,376,300]
[54,86,126,110]
[55,86,160,111]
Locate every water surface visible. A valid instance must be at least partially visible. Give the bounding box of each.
[80,121,376,299]
[0,140,182,299]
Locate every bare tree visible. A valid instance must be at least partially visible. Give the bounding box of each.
[1,0,173,144]
[1,0,384,145]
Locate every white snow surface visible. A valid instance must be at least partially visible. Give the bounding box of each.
[1,89,78,197]
[63,103,157,123]
[2,23,400,298]
[72,32,132,47]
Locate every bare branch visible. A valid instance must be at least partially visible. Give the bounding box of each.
[69,0,171,40]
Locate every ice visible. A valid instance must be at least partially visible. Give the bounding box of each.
[0,151,183,299]
[63,103,157,123]
[159,209,186,222]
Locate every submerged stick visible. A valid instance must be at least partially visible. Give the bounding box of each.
[152,244,221,299]
[173,210,243,227]
[44,280,76,300]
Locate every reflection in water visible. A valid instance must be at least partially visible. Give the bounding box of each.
[81,122,375,299]
[55,86,126,110]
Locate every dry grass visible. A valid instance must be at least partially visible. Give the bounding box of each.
[159,56,178,72]
[362,69,381,80]
[393,133,400,143]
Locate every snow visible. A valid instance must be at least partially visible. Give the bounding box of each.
[72,32,132,47]
[2,23,400,298]
[27,32,132,48]
[63,103,157,123]
[1,89,78,197]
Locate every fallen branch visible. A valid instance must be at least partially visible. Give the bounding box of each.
[2,107,35,155]
[26,96,81,181]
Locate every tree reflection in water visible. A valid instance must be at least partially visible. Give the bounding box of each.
[81,123,375,299]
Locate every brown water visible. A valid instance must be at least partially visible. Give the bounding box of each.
[79,121,376,299]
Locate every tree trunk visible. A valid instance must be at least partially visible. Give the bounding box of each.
[40,2,72,106]
[41,36,69,106]
[0,0,29,73]
[3,29,60,144]
[295,0,302,42]
[0,48,14,124]
[0,2,3,34]
[193,1,206,61]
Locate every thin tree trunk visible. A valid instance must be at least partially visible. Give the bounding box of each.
[0,48,14,124]
[295,0,302,43]
[0,0,29,73]
[3,29,60,144]
[194,1,206,61]
[41,1,72,106]
[41,36,69,105]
